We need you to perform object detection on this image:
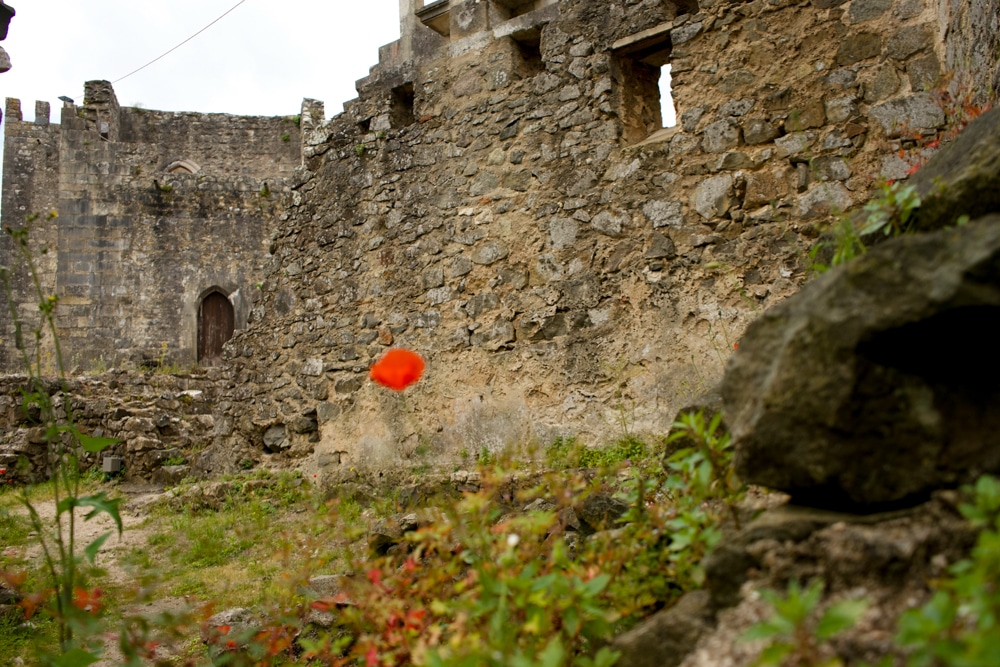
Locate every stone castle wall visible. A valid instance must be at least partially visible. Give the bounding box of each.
[1,0,997,483]
[201,0,998,479]
[1,82,302,371]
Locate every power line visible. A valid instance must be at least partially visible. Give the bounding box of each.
[113,0,250,85]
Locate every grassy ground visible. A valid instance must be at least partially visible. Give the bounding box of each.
[0,436,698,665]
[0,471,371,663]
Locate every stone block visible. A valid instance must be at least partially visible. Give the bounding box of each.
[642,200,684,228]
[701,119,741,153]
[591,210,628,237]
[724,219,1000,507]
[692,174,734,220]
[864,63,901,103]
[742,118,779,145]
[824,95,858,124]
[774,132,816,159]
[681,106,706,132]
[869,93,944,137]
[643,232,676,259]
[811,156,851,181]
[847,0,893,23]
[744,170,790,209]
[835,32,882,65]
[796,182,852,218]
[719,98,755,117]
[907,53,941,91]
[549,217,579,249]
[887,24,932,61]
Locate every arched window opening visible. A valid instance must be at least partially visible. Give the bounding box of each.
[198,290,234,366]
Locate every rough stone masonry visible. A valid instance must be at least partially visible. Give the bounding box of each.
[2,0,999,482]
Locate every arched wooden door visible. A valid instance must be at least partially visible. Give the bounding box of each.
[198,291,234,365]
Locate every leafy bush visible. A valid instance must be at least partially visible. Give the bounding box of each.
[742,579,868,667]
[896,476,1000,666]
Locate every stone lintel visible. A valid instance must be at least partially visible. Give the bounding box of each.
[493,2,559,42]
[612,21,673,65]
[416,0,450,36]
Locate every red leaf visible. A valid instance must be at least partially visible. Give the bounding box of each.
[370,349,425,391]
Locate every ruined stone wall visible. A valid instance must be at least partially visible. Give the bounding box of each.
[1,82,302,371]
[2,0,996,483]
[0,370,223,483]
[205,0,999,480]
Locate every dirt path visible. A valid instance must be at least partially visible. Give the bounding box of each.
[8,483,176,665]
[14,483,159,582]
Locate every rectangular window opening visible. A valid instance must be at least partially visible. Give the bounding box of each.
[612,26,677,144]
[513,35,544,79]
[390,83,416,129]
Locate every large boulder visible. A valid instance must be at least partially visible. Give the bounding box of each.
[910,107,1000,231]
[723,217,1000,508]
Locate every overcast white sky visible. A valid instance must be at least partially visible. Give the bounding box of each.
[1,0,401,119]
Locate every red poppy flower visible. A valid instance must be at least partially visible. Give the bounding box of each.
[72,587,103,614]
[369,349,425,391]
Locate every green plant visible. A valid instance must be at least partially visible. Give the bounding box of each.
[260,182,272,198]
[742,579,868,667]
[156,181,173,193]
[546,436,648,470]
[281,132,291,143]
[896,475,1000,666]
[355,143,368,157]
[859,180,922,238]
[810,180,921,275]
[89,355,108,375]
[809,215,866,274]
[477,446,497,466]
[665,411,743,527]
[0,213,122,662]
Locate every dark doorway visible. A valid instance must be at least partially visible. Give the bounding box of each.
[198,291,234,365]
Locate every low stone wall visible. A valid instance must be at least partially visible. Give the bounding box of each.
[0,370,222,484]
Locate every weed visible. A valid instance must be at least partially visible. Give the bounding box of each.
[741,579,868,667]
[809,215,866,274]
[260,182,272,199]
[0,215,122,661]
[810,179,921,275]
[281,132,291,143]
[88,355,108,375]
[858,180,921,238]
[477,446,497,466]
[355,143,368,157]
[896,475,1000,666]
